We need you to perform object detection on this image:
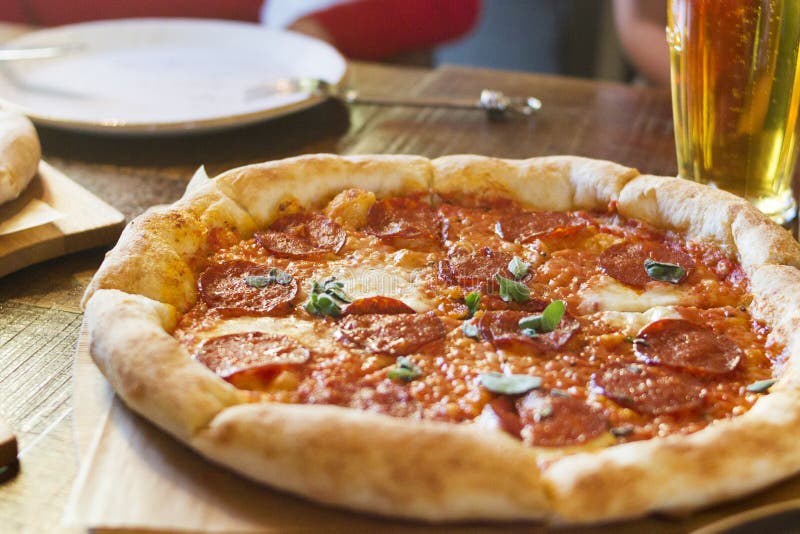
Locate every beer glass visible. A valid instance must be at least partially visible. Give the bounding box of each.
[667,0,800,224]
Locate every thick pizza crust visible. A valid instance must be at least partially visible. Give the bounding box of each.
[82,153,800,524]
[0,111,40,205]
[81,181,258,312]
[86,289,243,442]
[214,154,431,227]
[432,154,639,211]
[617,175,800,270]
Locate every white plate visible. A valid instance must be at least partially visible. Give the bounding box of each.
[0,19,347,134]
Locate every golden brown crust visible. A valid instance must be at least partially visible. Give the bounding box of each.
[0,111,41,205]
[81,181,257,312]
[617,174,800,271]
[192,403,548,521]
[85,289,243,441]
[82,154,800,524]
[215,154,431,227]
[431,154,640,210]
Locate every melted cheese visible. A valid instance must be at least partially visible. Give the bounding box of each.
[318,264,433,312]
[197,315,335,353]
[577,274,698,313]
[595,306,683,336]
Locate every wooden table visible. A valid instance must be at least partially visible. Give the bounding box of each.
[0,62,785,532]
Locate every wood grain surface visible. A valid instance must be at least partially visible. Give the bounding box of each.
[0,61,795,533]
[0,161,125,278]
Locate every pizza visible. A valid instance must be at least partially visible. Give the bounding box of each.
[81,154,800,524]
[0,111,40,206]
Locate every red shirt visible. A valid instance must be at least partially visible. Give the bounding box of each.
[1,0,480,60]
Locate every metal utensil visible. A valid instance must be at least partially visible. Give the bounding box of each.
[245,78,542,119]
[0,43,83,61]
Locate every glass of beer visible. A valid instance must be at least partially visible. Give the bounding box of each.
[667,0,800,224]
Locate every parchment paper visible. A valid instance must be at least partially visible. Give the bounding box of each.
[0,177,62,236]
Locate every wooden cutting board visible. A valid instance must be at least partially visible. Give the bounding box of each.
[0,161,125,278]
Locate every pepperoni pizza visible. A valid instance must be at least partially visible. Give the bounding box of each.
[82,155,800,524]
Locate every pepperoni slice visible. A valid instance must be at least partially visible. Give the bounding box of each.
[365,197,441,245]
[335,311,446,356]
[344,296,415,315]
[480,397,523,438]
[255,213,346,258]
[198,261,297,316]
[477,310,580,351]
[598,240,695,288]
[496,211,588,243]
[635,319,742,374]
[517,393,607,447]
[592,364,706,415]
[195,331,310,381]
[438,247,513,292]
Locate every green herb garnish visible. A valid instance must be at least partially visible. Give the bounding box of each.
[644,259,686,284]
[479,372,542,395]
[318,277,352,303]
[244,267,293,288]
[465,291,480,318]
[746,378,777,393]
[496,274,530,303]
[462,321,480,340]
[388,356,422,382]
[304,278,352,317]
[508,257,530,279]
[518,300,566,337]
[304,292,342,318]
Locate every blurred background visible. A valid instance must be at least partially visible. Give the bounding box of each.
[435,0,629,82]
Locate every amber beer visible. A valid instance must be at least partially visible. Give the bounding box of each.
[668,0,800,223]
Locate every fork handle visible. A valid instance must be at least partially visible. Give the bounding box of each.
[338,88,541,119]
[340,90,481,110]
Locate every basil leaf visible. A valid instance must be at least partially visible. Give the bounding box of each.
[746,378,777,393]
[245,268,293,288]
[325,285,352,303]
[245,275,271,288]
[464,291,480,318]
[518,300,566,336]
[508,256,530,279]
[308,277,352,306]
[462,321,480,339]
[496,274,530,303]
[644,259,686,284]
[388,356,422,382]
[322,278,351,302]
[268,267,293,285]
[479,371,542,395]
[304,291,342,318]
[540,300,566,331]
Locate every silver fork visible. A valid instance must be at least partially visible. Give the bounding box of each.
[245,78,542,119]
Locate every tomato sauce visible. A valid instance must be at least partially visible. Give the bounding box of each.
[173,193,781,448]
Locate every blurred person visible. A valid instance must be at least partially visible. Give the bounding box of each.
[0,0,481,63]
[613,0,670,86]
